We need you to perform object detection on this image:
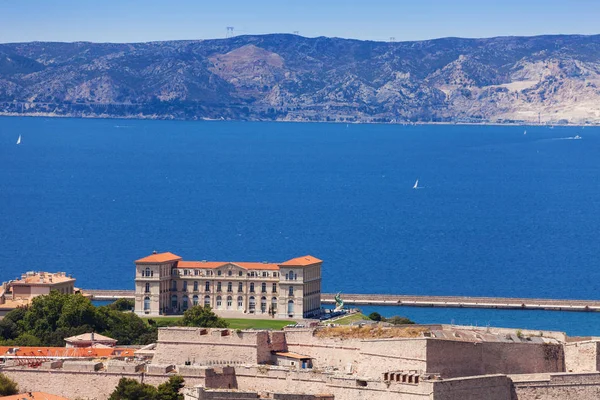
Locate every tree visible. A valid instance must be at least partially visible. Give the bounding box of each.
[386,316,415,325]
[157,376,185,400]
[108,378,157,400]
[181,305,228,328]
[109,298,135,312]
[0,373,18,396]
[368,312,382,322]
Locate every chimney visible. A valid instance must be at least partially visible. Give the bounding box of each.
[91,332,95,341]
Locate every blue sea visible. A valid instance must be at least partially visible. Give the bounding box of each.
[2,117,600,335]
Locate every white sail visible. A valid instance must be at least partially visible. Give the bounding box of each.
[413,179,419,189]
[16,135,21,145]
[523,130,527,135]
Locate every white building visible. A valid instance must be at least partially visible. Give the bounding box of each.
[134,252,322,319]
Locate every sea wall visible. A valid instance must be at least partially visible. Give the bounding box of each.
[512,372,600,400]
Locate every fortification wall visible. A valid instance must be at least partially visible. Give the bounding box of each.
[564,341,600,373]
[426,340,564,378]
[431,374,511,400]
[356,339,428,378]
[512,372,600,400]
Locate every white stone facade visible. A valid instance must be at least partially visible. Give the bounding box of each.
[134,252,322,319]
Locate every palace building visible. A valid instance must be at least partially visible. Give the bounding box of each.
[133,252,322,319]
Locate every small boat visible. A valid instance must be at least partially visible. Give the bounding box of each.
[523,130,527,135]
[16,135,21,145]
[574,135,582,140]
[413,179,419,189]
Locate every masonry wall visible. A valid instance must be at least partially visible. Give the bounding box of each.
[426,340,564,378]
[512,372,600,400]
[431,375,511,400]
[564,341,600,373]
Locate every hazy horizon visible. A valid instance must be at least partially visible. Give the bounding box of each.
[1,0,599,44]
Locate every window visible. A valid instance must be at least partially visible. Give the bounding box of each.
[205,281,210,292]
[272,297,277,312]
[218,270,222,276]
[262,272,268,277]
[217,282,222,292]
[184,269,188,276]
[261,282,267,293]
[237,296,243,310]
[287,300,294,316]
[144,296,150,311]
[171,295,178,309]
[145,282,150,293]
[227,282,232,292]
[193,295,199,306]
[194,281,198,292]
[183,281,188,291]
[182,295,189,310]
[172,281,177,291]
[216,296,222,309]
[227,296,233,309]
[289,286,294,296]
[250,283,255,293]
[285,273,289,280]
[261,296,267,313]
[249,296,256,312]
[194,270,199,276]
[228,270,232,276]
[272,283,277,293]
[238,271,243,277]
[204,295,210,307]
[238,282,243,292]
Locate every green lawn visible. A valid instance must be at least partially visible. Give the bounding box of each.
[330,313,370,325]
[141,316,294,330]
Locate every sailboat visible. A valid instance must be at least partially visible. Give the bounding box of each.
[413,179,419,189]
[16,135,21,145]
[523,130,527,135]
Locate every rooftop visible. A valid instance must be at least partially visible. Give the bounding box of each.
[0,392,69,400]
[64,332,117,344]
[280,255,322,266]
[178,261,280,271]
[273,351,313,360]
[0,346,135,358]
[135,252,182,264]
[10,272,74,286]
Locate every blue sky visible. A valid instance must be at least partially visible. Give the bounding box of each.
[1,0,599,43]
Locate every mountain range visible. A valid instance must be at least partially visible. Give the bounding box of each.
[1,34,600,124]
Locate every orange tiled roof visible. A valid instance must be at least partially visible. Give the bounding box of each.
[136,252,182,264]
[11,273,74,286]
[177,261,280,271]
[0,346,135,358]
[0,392,69,400]
[279,255,322,266]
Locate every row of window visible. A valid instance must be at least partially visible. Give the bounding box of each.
[178,269,279,278]
[143,295,295,314]
[145,282,295,296]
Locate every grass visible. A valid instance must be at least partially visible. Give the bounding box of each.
[330,313,370,325]
[316,326,429,339]
[141,316,294,330]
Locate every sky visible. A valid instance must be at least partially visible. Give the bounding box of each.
[1,0,599,44]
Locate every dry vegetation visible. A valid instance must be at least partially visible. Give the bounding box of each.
[315,325,429,339]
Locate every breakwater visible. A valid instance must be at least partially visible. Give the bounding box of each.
[83,290,600,312]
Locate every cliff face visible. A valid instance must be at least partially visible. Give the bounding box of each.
[1,34,600,123]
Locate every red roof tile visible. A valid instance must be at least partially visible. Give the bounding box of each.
[0,346,135,358]
[177,261,280,271]
[135,252,181,264]
[0,392,69,400]
[279,255,322,266]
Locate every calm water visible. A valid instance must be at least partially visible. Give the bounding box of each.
[1,117,600,335]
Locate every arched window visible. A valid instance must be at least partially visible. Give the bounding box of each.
[250,283,255,293]
[261,283,267,293]
[145,282,150,293]
[287,300,294,316]
[216,295,222,309]
[261,296,267,313]
[249,296,256,313]
[194,281,198,292]
[228,270,232,276]
[144,296,151,311]
[227,282,232,292]
[205,281,210,292]
[237,296,243,310]
[193,295,199,306]
[204,295,210,307]
[238,271,243,277]
[238,282,243,292]
[288,286,294,296]
[171,295,178,309]
[217,270,222,276]
[145,268,150,277]
[227,296,233,309]
[271,297,277,312]
[182,295,189,310]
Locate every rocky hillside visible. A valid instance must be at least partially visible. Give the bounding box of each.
[1,34,600,123]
